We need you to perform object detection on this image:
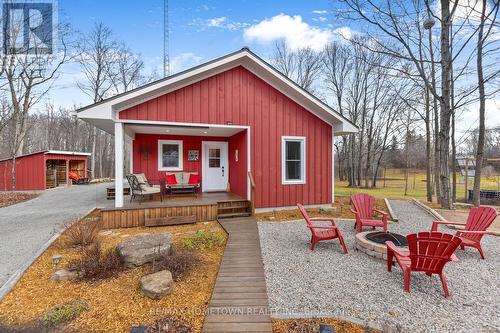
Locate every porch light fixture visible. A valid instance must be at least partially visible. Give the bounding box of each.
[226,121,233,125]
[165,129,170,133]
[203,131,208,134]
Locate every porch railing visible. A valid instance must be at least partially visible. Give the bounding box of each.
[248,171,255,215]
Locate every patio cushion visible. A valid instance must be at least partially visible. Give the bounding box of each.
[165,174,177,185]
[182,172,198,185]
[188,173,200,185]
[141,187,161,195]
[135,173,148,185]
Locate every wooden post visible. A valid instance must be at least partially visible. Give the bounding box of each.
[464,158,468,202]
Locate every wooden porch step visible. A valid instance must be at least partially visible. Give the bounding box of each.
[218,204,250,210]
[218,212,252,219]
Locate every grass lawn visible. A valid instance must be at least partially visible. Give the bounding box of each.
[335,168,500,202]
[0,217,227,333]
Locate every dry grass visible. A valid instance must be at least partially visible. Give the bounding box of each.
[0,219,227,333]
[256,196,388,222]
[67,242,124,281]
[62,214,101,248]
[0,192,38,208]
[272,318,380,333]
[151,250,202,281]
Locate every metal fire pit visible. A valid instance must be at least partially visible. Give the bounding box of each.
[365,231,408,247]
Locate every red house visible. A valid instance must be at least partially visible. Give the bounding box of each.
[77,48,356,210]
[0,151,90,191]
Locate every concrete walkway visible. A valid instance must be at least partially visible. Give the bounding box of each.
[203,216,272,333]
[0,183,109,297]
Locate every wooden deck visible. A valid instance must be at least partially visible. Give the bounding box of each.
[203,216,272,333]
[100,192,251,229]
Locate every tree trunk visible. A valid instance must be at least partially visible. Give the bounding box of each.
[428,27,441,203]
[473,0,487,207]
[438,0,453,209]
[425,84,433,202]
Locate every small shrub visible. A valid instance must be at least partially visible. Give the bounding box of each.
[68,242,123,281]
[152,250,201,281]
[63,216,101,247]
[181,230,225,251]
[41,300,89,327]
[145,317,192,333]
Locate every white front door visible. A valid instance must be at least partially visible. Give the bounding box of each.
[202,141,229,192]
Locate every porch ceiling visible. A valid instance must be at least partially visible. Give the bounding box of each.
[126,123,244,137]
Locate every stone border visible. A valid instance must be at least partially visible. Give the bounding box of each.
[384,198,398,222]
[272,313,385,332]
[0,207,98,301]
[411,198,445,221]
[355,231,391,260]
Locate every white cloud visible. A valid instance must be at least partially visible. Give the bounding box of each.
[312,16,327,22]
[170,53,204,73]
[243,14,334,51]
[208,17,227,28]
[312,10,328,14]
[192,16,250,31]
[333,27,356,41]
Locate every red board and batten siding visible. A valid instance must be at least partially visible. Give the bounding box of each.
[121,66,332,208]
[0,153,88,191]
[133,133,248,199]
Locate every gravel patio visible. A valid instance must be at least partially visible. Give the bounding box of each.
[258,200,500,333]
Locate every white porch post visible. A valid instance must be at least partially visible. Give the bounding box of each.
[114,122,124,208]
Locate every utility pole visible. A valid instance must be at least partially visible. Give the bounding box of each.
[163,0,170,77]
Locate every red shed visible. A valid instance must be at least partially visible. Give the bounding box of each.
[77,48,357,210]
[0,150,90,191]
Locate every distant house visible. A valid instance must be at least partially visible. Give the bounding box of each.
[0,151,90,191]
[77,48,357,211]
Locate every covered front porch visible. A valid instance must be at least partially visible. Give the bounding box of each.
[108,120,253,227]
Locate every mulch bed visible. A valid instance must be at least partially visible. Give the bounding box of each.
[256,196,388,222]
[0,192,39,208]
[0,217,227,333]
[273,318,380,333]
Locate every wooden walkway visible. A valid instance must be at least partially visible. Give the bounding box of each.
[203,216,272,333]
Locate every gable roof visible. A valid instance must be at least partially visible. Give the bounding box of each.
[77,48,357,135]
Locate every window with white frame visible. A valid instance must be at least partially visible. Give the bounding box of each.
[158,140,183,171]
[282,136,306,184]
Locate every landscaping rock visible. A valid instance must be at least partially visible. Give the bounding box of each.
[117,233,172,267]
[51,269,78,281]
[319,206,337,214]
[140,270,174,299]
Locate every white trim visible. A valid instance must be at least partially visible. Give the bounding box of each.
[46,150,91,156]
[281,136,306,185]
[331,126,335,202]
[118,119,249,129]
[201,141,229,192]
[158,140,184,171]
[114,123,124,208]
[246,127,251,201]
[255,203,330,214]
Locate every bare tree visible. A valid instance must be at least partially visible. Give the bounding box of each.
[472,0,500,206]
[111,43,145,94]
[272,40,323,92]
[76,22,119,179]
[0,7,70,189]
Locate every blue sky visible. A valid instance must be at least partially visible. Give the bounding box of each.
[53,0,345,107]
[50,0,499,135]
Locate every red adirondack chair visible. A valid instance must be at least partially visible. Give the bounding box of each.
[350,193,388,233]
[431,206,497,259]
[386,232,461,297]
[297,204,348,253]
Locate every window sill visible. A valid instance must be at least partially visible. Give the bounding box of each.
[282,180,306,185]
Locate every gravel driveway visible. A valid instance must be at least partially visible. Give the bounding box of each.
[0,183,109,293]
[258,200,499,332]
